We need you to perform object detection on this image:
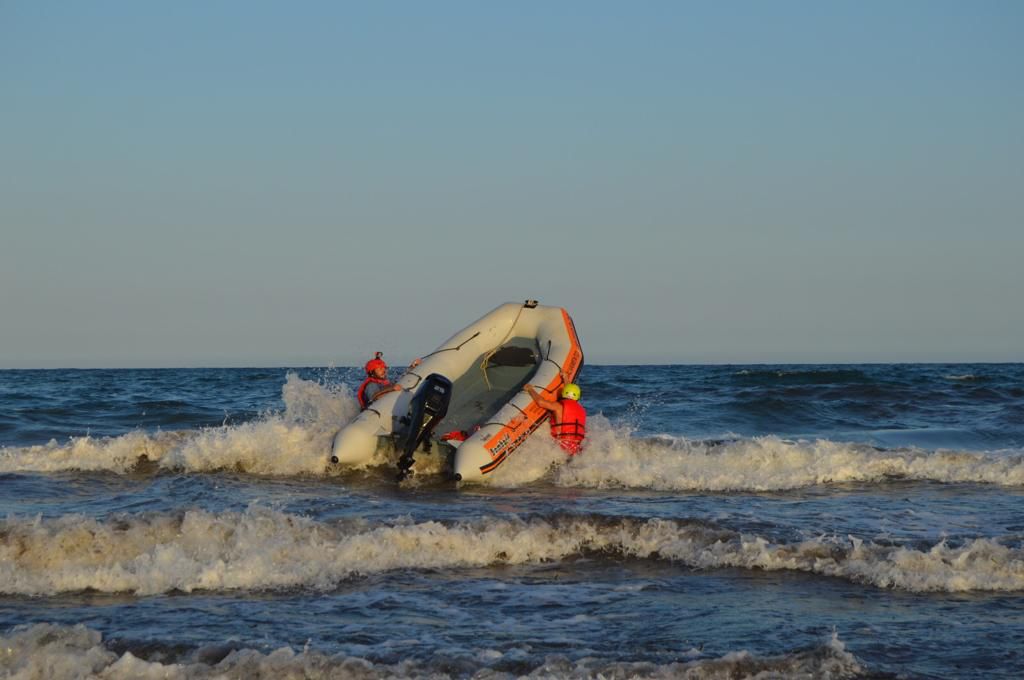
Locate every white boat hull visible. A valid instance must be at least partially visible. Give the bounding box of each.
[330,301,583,482]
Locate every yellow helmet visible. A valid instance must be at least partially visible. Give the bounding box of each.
[560,383,581,401]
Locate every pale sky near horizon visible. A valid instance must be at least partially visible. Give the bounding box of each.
[2,2,1022,368]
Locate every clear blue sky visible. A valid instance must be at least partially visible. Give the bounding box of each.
[2,2,1021,367]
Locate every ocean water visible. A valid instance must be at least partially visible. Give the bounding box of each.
[1,364,1023,679]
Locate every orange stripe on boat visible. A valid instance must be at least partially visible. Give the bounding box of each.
[480,308,584,474]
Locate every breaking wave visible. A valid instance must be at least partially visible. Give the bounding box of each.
[553,427,1024,490]
[0,623,862,679]
[2,375,1022,491]
[3,507,1023,595]
[0,374,360,476]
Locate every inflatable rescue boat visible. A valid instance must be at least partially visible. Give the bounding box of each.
[329,301,583,482]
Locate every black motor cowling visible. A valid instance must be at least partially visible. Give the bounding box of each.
[396,373,452,480]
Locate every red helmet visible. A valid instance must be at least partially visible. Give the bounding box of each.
[364,352,387,375]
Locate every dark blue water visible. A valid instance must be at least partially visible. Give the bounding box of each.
[2,364,1023,678]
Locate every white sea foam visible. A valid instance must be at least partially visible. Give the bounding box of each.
[0,623,863,679]
[485,428,573,487]
[556,428,1024,491]
[2,508,1023,595]
[2,376,1022,491]
[0,374,359,476]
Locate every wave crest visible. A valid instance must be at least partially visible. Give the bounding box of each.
[3,508,1023,595]
[0,623,863,679]
[0,374,359,476]
[557,430,1024,490]
[2,376,1022,491]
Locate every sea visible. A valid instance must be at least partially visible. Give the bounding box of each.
[1,364,1023,679]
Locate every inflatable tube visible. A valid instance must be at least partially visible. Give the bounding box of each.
[330,301,583,483]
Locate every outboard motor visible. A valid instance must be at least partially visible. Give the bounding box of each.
[396,374,452,481]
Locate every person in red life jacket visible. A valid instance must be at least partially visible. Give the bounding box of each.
[357,352,421,410]
[524,379,587,455]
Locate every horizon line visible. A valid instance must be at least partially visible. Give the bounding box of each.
[2,360,1022,371]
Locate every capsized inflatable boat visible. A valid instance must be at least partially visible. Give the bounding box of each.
[329,300,583,482]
